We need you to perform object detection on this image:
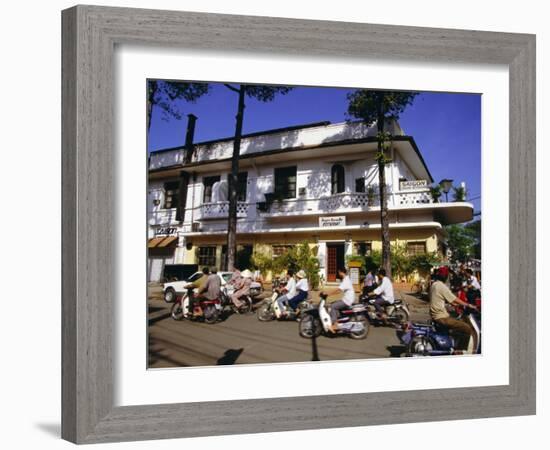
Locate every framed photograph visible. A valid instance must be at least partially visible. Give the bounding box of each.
[62,5,535,444]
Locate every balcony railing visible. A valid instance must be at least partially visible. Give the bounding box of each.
[198,201,249,220]
[262,190,433,216]
[148,208,178,226]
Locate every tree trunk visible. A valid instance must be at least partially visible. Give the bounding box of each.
[226,86,245,271]
[147,80,157,132]
[376,103,392,279]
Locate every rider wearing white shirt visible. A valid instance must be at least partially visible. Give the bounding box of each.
[370,268,394,324]
[321,267,356,333]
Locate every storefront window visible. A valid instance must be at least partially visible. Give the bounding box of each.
[272,244,294,259]
[407,241,427,255]
[354,242,372,256]
[197,246,217,267]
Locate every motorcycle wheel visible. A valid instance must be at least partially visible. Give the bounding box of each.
[392,308,409,325]
[257,302,275,322]
[349,315,369,340]
[203,305,219,324]
[408,336,433,356]
[299,315,322,339]
[170,302,184,321]
[234,297,252,315]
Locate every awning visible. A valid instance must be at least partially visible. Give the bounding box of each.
[148,237,165,248]
[157,236,178,247]
[148,236,178,248]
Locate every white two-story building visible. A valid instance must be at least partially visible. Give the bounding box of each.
[147,119,473,283]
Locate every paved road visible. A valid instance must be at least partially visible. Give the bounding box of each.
[148,287,430,368]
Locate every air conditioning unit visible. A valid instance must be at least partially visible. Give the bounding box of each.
[191,222,201,232]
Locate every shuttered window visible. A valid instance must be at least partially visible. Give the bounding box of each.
[274,166,297,199]
[407,241,427,255]
[163,181,179,209]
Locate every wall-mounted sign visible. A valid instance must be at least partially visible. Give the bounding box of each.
[399,179,428,190]
[319,216,346,228]
[155,227,178,236]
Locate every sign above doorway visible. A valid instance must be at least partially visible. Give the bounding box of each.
[319,216,346,228]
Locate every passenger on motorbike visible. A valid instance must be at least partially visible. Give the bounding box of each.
[187,266,211,316]
[463,268,481,304]
[429,266,478,353]
[321,267,355,333]
[231,269,252,309]
[275,269,297,314]
[362,268,377,295]
[284,270,309,314]
[368,268,395,325]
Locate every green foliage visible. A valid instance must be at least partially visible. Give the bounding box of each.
[430,184,442,202]
[453,185,467,202]
[271,242,321,289]
[147,80,210,125]
[366,245,440,279]
[464,219,481,259]
[244,85,293,102]
[445,224,476,263]
[250,252,273,276]
[346,90,418,125]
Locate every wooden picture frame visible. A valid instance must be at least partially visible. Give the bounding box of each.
[62,5,536,444]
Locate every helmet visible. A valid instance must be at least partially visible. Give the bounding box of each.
[241,269,253,279]
[296,270,307,279]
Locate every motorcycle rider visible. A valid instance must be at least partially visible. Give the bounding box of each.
[429,266,478,353]
[187,266,210,316]
[368,268,395,325]
[321,267,355,333]
[231,269,252,309]
[285,270,309,313]
[276,269,297,315]
[193,267,222,316]
[463,268,481,304]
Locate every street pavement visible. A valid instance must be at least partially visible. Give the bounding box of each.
[147,285,430,368]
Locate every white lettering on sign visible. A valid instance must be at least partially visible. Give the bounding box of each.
[400,179,428,190]
[155,227,178,236]
[319,216,346,227]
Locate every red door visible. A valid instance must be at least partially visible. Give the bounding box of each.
[326,243,345,282]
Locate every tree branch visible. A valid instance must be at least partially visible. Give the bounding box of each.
[224,83,240,93]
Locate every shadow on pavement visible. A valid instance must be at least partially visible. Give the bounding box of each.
[387,345,408,357]
[217,348,244,365]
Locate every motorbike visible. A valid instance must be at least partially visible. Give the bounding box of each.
[256,290,311,321]
[170,288,222,324]
[219,284,253,315]
[396,309,481,356]
[299,293,369,339]
[358,292,411,326]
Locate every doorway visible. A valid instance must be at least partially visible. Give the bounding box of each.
[326,242,345,282]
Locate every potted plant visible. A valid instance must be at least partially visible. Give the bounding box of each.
[429,184,442,203]
[453,185,467,202]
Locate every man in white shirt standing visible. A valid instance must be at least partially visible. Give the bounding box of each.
[322,267,356,333]
[370,268,395,324]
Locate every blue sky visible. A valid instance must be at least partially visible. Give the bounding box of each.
[148,83,481,213]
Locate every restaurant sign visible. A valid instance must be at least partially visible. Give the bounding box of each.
[319,216,346,228]
[155,227,178,236]
[399,179,428,190]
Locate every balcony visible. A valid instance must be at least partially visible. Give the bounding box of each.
[148,208,178,226]
[259,189,472,225]
[198,201,250,220]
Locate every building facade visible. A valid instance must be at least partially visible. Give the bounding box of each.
[147,119,473,283]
